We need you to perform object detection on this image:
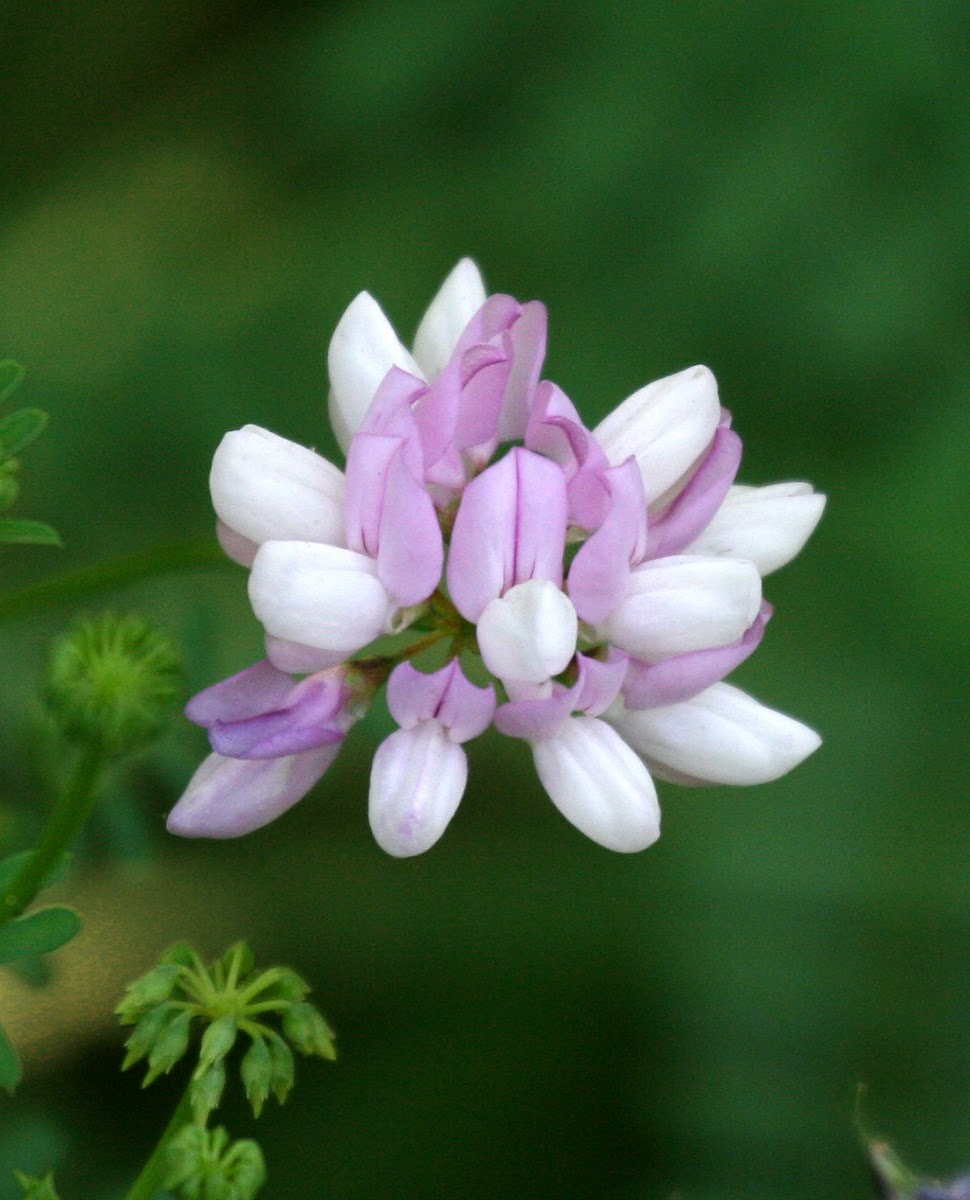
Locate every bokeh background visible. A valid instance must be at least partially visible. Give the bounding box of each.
[1,3,969,1197]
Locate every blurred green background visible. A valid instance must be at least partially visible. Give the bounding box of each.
[1,2,969,1197]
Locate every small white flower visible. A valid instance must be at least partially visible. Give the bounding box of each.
[210,424,346,551]
[592,365,722,506]
[531,715,661,852]
[684,482,827,576]
[607,682,822,786]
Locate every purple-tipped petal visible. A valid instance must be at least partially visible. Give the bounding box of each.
[167,746,339,839]
[525,382,612,530]
[622,602,773,709]
[567,460,648,623]
[208,671,351,759]
[386,660,495,743]
[186,660,295,728]
[493,651,625,740]
[216,521,259,567]
[447,447,568,621]
[644,424,742,559]
[265,636,348,674]
[368,724,467,856]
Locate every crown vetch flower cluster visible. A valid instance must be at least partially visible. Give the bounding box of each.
[168,260,824,854]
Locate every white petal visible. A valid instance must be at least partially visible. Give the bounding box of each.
[327,291,424,451]
[411,258,487,381]
[686,482,826,575]
[369,723,467,856]
[249,541,395,654]
[600,555,762,661]
[609,682,821,786]
[477,580,578,683]
[210,425,346,548]
[592,366,721,506]
[532,716,660,852]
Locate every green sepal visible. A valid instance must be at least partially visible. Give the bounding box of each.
[0,1019,22,1093]
[190,1058,226,1125]
[240,1035,271,1118]
[143,1008,193,1084]
[0,850,69,897]
[0,408,48,458]
[159,941,202,970]
[0,520,62,547]
[0,361,25,406]
[12,1171,59,1200]
[0,905,81,965]
[282,1001,337,1061]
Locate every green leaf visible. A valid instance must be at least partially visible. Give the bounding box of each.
[0,408,48,458]
[0,906,81,965]
[0,361,25,406]
[0,1019,22,1093]
[0,850,70,897]
[13,1171,60,1200]
[0,519,62,547]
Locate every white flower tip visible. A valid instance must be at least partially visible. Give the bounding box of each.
[477,580,578,683]
[412,258,488,381]
[368,726,467,856]
[327,290,422,451]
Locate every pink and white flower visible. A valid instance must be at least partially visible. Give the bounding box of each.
[169,259,824,852]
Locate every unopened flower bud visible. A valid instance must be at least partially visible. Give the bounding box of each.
[44,612,183,754]
[164,1125,266,1200]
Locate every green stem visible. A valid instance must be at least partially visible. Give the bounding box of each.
[123,1081,195,1200]
[0,537,229,626]
[0,741,105,923]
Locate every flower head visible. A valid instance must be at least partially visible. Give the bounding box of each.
[170,259,824,852]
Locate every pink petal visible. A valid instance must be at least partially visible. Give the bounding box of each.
[167,746,339,838]
[386,660,495,743]
[447,448,568,621]
[567,460,648,623]
[644,424,742,559]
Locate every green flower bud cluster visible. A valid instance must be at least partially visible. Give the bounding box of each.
[163,1126,266,1200]
[116,941,336,1125]
[44,612,183,755]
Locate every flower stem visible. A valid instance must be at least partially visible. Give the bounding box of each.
[0,537,229,626]
[123,1080,195,1200]
[0,740,105,923]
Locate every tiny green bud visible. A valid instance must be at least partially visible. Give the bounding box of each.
[121,1001,180,1071]
[196,1015,238,1075]
[240,1035,271,1119]
[44,612,183,754]
[191,1058,227,1125]
[266,1032,295,1105]
[116,963,183,1023]
[144,1009,193,1084]
[259,967,309,1004]
[282,1001,337,1061]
